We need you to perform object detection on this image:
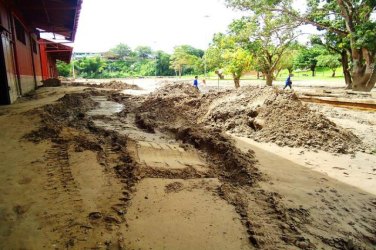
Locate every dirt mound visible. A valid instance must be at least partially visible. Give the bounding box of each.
[170,126,260,186]
[66,80,142,90]
[138,84,362,154]
[153,81,200,98]
[202,87,363,153]
[164,182,184,193]
[42,78,62,87]
[135,84,261,185]
[24,92,99,142]
[254,92,362,153]
[136,83,202,126]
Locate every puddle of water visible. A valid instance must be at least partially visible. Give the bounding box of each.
[87,96,124,116]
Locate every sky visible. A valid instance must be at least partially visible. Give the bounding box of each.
[72,0,319,53]
[73,0,245,53]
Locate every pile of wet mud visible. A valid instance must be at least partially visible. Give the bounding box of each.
[24,91,99,142]
[136,83,211,127]
[42,78,62,87]
[65,80,142,90]
[153,81,200,98]
[139,84,363,154]
[170,126,260,185]
[133,87,373,248]
[202,87,363,153]
[23,91,140,235]
[19,88,375,249]
[135,84,261,185]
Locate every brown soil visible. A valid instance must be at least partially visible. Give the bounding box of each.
[131,82,375,248]
[0,84,375,249]
[64,80,142,90]
[138,83,362,154]
[42,78,62,87]
[164,181,184,193]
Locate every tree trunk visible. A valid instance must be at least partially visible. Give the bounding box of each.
[341,50,352,89]
[266,72,273,86]
[233,77,240,88]
[257,71,260,79]
[352,66,376,91]
[351,48,376,92]
[332,70,336,77]
[311,66,316,77]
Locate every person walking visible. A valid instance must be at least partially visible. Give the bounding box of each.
[283,74,292,89]
[193,76,199,90]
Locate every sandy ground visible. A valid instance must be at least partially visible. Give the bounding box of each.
[232,136,376,196]
[0,81,375,249]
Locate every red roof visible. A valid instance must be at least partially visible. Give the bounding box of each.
[40,39,73,63]
[8,0,82,41]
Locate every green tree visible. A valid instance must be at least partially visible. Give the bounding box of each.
[294,46,325,77]
[134,46,153,60]
[170,45,202,77]
[110,43,132,60]
[226,0,376,91]
[75,57,106,78]
[56,60,71,77]
[316,54,341,77]
[139,60,156,76]
[311,34,352,88]
[155,51,175,76]
[275,43,301,77]
[228,13,298,86]
[224,48,253,88]
[206,33,253,88]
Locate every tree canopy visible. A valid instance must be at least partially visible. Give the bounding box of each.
[226,0,376,91]
[227,11,298,86]
[206,33,253,87]
[170,45,204,77]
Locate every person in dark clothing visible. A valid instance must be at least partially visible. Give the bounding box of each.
[193,76,199,90]
[283,75,292,89]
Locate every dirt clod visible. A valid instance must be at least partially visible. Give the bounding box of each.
[89,212,102,220]
[165,182,184,193]
[65,80,142,90]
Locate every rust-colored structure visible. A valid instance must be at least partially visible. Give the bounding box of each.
[0,0,82,105]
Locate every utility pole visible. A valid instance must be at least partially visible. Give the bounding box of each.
[155,55,157,77]
[72,55,75,79]
[203,15,210,80]
[153,41,158,78]
[204,53,207,79]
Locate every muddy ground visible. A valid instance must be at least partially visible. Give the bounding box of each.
[0,82,375,249]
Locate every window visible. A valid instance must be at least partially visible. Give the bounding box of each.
[31,39,37,54]
[14,18,26,44]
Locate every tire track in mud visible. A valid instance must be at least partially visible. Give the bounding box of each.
[120,84,376,249]
[43,141,87,248]
[40,128,138,248]
[110,94,293,249]
[87,94,258,249]
[21,92,138,248]
[45,142,79,193]
[22,89,376,249]
[103,91,297,248]
[164,126,307,248]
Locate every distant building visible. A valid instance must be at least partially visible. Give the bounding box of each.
[0,0,82,105]
[73,52,103,60]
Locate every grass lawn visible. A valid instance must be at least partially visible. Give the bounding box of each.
[181,67,344,82]
[178,67,346,89]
